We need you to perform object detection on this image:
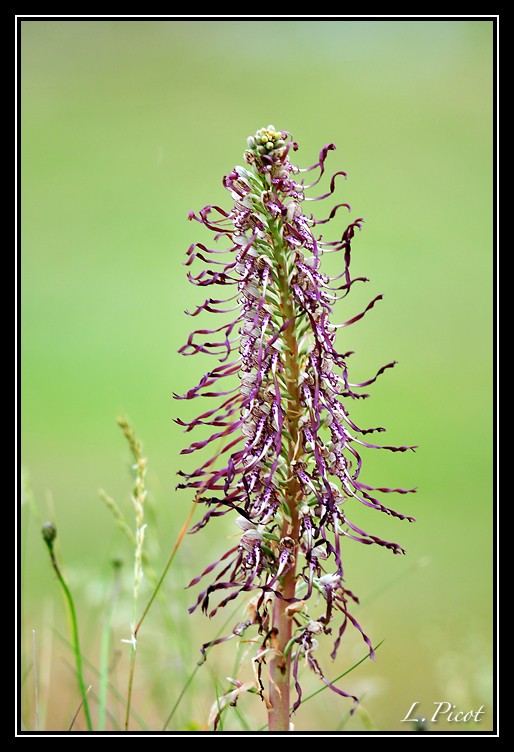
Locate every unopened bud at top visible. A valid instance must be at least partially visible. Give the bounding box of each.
[42,521,57,546]
[246,125,286,160]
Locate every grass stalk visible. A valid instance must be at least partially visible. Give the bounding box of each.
[56,633,148,730]
[117,417,148,732]
[98,560,122,730]
[161,600,244,730]
[32,630,39,731]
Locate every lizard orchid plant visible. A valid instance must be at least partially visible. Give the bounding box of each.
[175,126,416,731]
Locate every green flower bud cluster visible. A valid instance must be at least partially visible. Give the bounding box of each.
[246,124,286,159]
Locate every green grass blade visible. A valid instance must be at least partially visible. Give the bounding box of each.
[233,705,251,731]
[161,601,243,730]
[54,629,149,731]
[299,640,384,706]
[97,618,110,730]
[97,561,122,730]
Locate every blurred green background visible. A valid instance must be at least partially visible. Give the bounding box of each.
[21,20,494,733]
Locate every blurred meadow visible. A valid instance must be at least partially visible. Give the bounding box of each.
[20,19,494,733]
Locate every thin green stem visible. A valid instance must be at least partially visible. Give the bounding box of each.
[32,630,39,731]
[55,631,148,730]
[124,499,198,730]
[68,685,92,731]
[134,499,196,637]
[234,705,252,732]
[87,686,122,731]
[98,562,121,730]
[42,528,93,731]
[211,672,224,732]
[117,417,148,732]
[299,641,384,705]
[136,497,197,639]
[162,667,198,731]
[124,649,137,731]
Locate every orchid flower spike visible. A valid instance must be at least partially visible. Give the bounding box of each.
[176,125,416,730]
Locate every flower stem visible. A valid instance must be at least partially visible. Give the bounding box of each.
[268,227,303,732]
[42,524,93,731]
[268,526,298,731]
